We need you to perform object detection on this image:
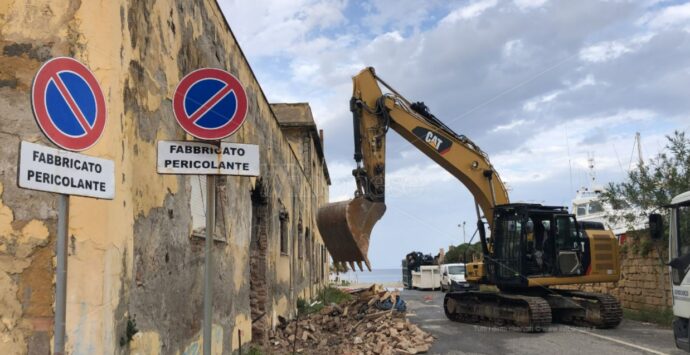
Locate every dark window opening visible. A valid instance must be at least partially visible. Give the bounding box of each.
[298,220,304,259]
[321,245,326,281]
[279,208,289,255]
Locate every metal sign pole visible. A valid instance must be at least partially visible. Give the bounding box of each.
[203,174,216,355]
[54,193,69,355]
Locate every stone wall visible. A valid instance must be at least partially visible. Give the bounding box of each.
[567,239,671,311]
[0,0,331,354]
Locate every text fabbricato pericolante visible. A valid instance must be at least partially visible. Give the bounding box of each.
[157,141,260,176]
[18,141,115,199]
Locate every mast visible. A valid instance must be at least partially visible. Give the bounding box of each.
[587,153,596,187]
[635,132,643,167]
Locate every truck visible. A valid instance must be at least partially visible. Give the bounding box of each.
[650,191,690,351]
[440,263,478,292]
[402,251,440,290]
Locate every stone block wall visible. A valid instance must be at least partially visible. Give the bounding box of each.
[566,241,671,311]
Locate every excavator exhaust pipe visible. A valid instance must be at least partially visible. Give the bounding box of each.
[316,197,386,272]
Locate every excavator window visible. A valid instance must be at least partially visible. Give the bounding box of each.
[523,216,552,276]
[556,216,584,250]
[554,215,584,276]
[495,216,523,280]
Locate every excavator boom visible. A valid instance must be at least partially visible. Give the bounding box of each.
[317,67,508,270]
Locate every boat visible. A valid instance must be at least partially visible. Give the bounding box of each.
[571,154,645,242]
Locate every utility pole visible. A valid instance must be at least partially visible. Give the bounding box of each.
[458,222,466,244]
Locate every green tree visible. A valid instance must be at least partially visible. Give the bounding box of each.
[601,131,690,232]
[444,242,482,263]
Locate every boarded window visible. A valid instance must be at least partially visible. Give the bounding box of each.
[190,176,225,242]
[190,176,207,237]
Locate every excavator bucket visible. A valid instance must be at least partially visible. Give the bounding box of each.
[316,197,386,272]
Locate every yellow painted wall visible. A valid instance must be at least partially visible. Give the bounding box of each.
[0,0,331,353]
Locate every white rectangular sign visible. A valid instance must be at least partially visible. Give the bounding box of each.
[157,141,260,176]
[18,141,115,199]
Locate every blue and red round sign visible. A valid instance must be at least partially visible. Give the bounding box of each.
[173,68,248,140]
[31,57,107,151]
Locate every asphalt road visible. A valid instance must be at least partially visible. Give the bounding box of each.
[402,289,685,355]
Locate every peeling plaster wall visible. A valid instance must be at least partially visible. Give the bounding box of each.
[271,103,330,304]
[0,0,331,354]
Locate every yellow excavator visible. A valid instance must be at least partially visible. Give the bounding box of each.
[317,67,623,330]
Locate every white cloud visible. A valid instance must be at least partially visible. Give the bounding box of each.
[513,0,548,11]
[579,41,632,63]
[219,0,347,57]
[491,119,531,132]
[326,160,456,202]
[522,74,596,112]
[523,91,559,112]
[502,39,525,58]
[643,2,690,29]
[569,74,596,90]
[361,0,445,35]
[291,62,320,78]
[327,160,357,202]
[492,109,656,185]
[370,31,405,45]
[579,33,655,63]
[386,164,454,197]
[441,0,498,24]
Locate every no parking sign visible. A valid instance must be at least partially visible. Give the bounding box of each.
[165,67,257,355]
[162,68,258,177]
[172,68,248,140]
[21,56,114,355]
[31,57,107,151]
[20,57,114,199]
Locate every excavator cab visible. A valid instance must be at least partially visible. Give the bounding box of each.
[489,204,588,290]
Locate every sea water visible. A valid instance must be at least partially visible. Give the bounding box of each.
[335,268,402,285]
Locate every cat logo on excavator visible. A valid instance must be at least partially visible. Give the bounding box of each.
[412,127,452,155]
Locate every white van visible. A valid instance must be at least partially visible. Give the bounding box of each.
[440,263,477,292]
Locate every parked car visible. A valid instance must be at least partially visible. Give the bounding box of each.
[440,263,478,292]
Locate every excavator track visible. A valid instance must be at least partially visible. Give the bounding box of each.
[443,291,552,332]
[549,290,623,329]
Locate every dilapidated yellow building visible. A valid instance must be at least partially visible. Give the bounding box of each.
[0,0,331,353]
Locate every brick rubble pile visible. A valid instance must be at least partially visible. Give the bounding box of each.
[269,285,435,354]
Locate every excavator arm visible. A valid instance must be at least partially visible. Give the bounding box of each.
[317,67,509,271]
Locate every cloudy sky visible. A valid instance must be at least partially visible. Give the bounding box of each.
[220,0,690,269]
